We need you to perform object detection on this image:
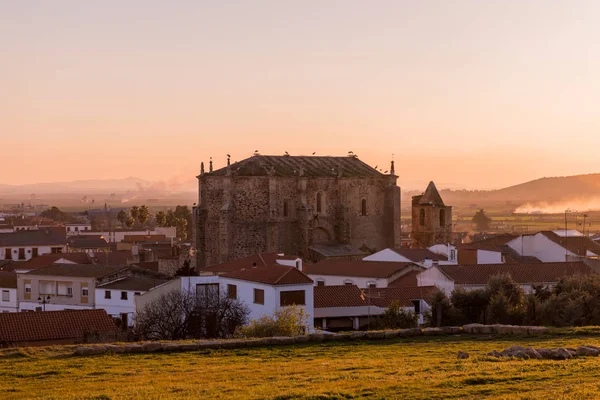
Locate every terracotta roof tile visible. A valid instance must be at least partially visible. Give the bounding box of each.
[366,286,439,308]
[541,231,600,257]
[0,230,66,247]
[391,248,448,262]
[223,265,313,286]
[26,263,127,278]
[305,259,417,279]
[314,285,366,308]
[437,262,591,285]
[0,271,16,288]
[18,253,92,271]
[0,309,118,344]
[388,270,420,287]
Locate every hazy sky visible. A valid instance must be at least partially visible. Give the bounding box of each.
[2,1,600,190]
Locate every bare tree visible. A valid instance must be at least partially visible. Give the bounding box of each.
[134,289,249,340]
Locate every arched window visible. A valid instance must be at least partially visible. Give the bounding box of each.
[419,209,425,226]
[316,192,323,213]
[360,199,367,216]
[283,199,289,217]
[439,209,446,226]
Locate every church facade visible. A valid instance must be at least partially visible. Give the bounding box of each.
[195,155,401,268]
[411,181,453,248]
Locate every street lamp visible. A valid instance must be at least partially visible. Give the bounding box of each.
[38,295,50,311]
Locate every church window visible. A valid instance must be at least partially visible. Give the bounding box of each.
[439,209,446,226]
[419,209,425,226]
[283,200,289,217]
[316,192,323,213]
[361,199,367,216]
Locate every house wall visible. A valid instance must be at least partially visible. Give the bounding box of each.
[79,227,176,243]
[507,233,574,262]
[307,274,391,288]
[416,267,455,294]
[0,245,67,262]
[96,289,146,326]
[477,250,503,264]
[17,274,96,310]
[0,288,17,312]
[18,302,93,312]
[135,279,182,312]
[429,244,458,263]
[363,248,412,262]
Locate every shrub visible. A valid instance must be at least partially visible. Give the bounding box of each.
[236,306,310,338]
[379,301,419,329]
[426,288,467,327]
[451,288,488,324]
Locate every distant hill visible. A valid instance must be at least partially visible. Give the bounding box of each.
[0,177,152,195]
[402,173,600,212]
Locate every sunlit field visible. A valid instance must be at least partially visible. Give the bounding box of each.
[2,331,600,399]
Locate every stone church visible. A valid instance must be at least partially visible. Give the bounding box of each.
[195,154,401,267]
[411,181,453,248]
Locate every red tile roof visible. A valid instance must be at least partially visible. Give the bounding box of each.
[388,270,420,287]
[540,231,600,257]
[304,259,418,278]
[0,271,16,288]
[18,253,92,271]
[0,309,118,345]
[201,252,282,273]
[391,248,448,262]
[437,262,591,285]
[223,265,313,286]
[0,230,66,247]
[366,286,439,308]
[26,263,127,278]
[314,285,366,308]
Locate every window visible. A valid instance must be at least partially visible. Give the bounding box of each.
[67,227,71,232]
[121,291,128,300]
[196,283,219,303]
[18,248,25,260]
[411,299,421,314]
[283,200,289,217]
[344,279,354,286]
[316,192,322,213]
[227,284,237,299]
[84,227,89,231]
[361,199,367,216]
[419,209,425,226]
[105,290,111,299]
[39,281,55,295]
[280,290,305,306]
[367,282,376,289]
[134,292,141,296]
[2,290,9,302]
[5,248,11,260]
[75,226,79,231]
[82,288,89,297]
[32,248,38,257]
[254,288,265,305]
[24,283,31,293]
[450,249,456,261]
[57,282,73,297]
[439,209,446,226]
[51,247,63,254]
[316,280,325,287]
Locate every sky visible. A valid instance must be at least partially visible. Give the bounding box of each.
[2,1,600,190]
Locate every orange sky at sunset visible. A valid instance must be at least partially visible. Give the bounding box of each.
[2,1,600,190]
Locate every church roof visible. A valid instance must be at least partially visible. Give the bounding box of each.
[206,155,384,178]
[418,181,445,206]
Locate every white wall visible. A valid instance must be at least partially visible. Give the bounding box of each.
[96,288,146,326]
[477,249,503,264]
[508,233,574,262]
[416,267,455,295]
[18,302,92,312]
[0,245,67,262]
[80,227,177,242]
[0,288,17,312]
[363,248,412,262]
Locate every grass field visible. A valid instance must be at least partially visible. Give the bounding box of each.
[3,332,600,399]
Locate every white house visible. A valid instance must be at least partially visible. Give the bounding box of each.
[303,259,425,288]
[506,230,600,263]
[96,275,167,326]
[313,285,437,330]
[0,230,68,262]
[417,261,592,295]
[364,247,456,267]
[78,227,177,243]
[138,254,315,332]
[65,223,92,236]
[0,271,17,312]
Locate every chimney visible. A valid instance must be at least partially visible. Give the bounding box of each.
[295,258,302,271]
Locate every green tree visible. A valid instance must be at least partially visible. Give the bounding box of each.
[472,208,492,232]
[125,216,135,228]
[137,205,150,225]
[379,300,419,329]
[155,211,166,227]
[130,206,140,222]
[117,210,129,227]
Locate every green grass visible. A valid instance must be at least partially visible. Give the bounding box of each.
[3,333,600,399]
